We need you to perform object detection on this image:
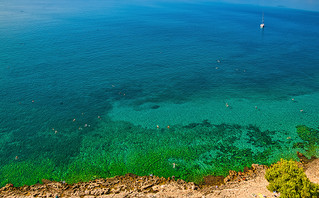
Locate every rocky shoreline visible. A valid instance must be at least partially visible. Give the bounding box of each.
[1,153,318,198]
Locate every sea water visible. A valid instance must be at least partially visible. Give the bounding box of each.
[0,0,319,186]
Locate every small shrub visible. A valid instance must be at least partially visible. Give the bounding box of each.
[265,159,319,198]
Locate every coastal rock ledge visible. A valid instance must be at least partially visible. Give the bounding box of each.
[1,159,318,198]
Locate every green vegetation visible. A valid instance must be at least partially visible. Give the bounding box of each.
[0,119,312,187]
[296,125,319,144]
[294,125,319,158]
[265,159,319,198]
[0,158,58,187]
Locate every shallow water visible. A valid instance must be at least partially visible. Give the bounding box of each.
[0,0,319,186]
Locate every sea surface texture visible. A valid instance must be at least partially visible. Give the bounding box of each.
[1,0,319,186]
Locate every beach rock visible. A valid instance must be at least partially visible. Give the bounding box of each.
[297,151,317,164]
[204,175,225,186]
[41,179,52,184]
[224,170,238,183]
[2,183,14,190]
[0,162,297,198]
[251,164,268,173]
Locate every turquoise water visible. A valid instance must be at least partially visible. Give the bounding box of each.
[1,0,319,186]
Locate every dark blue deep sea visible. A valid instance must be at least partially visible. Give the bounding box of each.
[0,0,319,186]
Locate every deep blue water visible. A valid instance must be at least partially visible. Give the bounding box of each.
[0,0,319,186]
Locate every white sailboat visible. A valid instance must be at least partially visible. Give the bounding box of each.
[260,12,265,28]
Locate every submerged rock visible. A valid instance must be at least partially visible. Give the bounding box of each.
[151,105,160,109]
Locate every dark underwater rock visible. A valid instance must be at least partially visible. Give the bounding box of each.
[151,105,160,109]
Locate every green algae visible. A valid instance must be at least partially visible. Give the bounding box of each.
[294,125,319,158]
[0,118,315,187]
[296,125,319,145]
[0,158,58,187]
